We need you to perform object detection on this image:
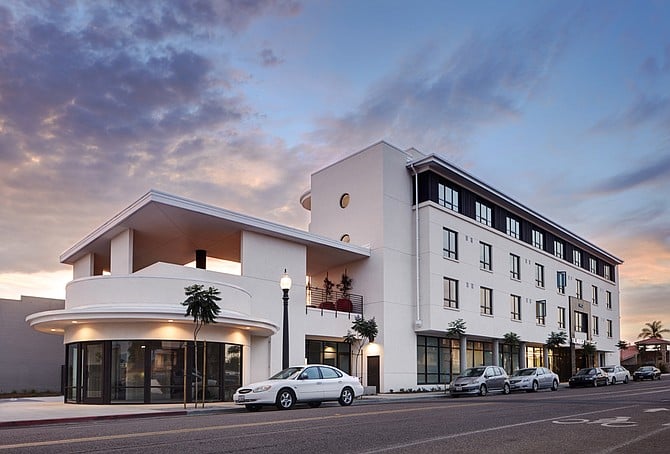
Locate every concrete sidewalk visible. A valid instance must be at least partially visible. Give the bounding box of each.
[0,392,446,428]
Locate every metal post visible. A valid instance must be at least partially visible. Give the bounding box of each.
[282,288,290,369]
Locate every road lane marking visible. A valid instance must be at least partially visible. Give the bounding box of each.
[358,405,637,453]
[597,425,670,453]
[0,402,489,450]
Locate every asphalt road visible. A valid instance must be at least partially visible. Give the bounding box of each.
[2,379,669,453]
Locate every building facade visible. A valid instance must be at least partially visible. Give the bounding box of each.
[28,141,622,403]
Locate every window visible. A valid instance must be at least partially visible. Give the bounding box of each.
[510,254,521,280]
[589,257,597,274]
[557,271,566,294]
[607,319,613,337]
[592,285,598,305]
[535,263,545,288]
[592,316,599,335]
[532,229,544,249]
[575,312,588,333]
[480,287,493,315]
[604,264,611,280]
[480,242,492,271]
[438,183,459,212]
[576,279,583,299]
[443,228,458,260]
[417,336,459,385]
[557,307,566,329]
[475,201,492,227]
[606,291,612,309]
[511,295,521,321]
[536,300,546,325]
[443,278,459,309]
[554,240,564,259]
[506,216,520,239]
[573,249,581,267]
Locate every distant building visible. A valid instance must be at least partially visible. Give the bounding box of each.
[1,295,64,394]
[27,142,622,404]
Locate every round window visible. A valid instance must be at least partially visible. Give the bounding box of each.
[339,193,350,208]
[340,234,350,243]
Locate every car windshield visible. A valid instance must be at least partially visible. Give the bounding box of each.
[461,367,486,377]
[269,367,303,380]
[576,368,595,375]
[602,367,614,372]
[512,368,537,376]
[638,366,653,372]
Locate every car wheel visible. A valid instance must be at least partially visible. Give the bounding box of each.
[308,401,322,408]
[275,388,296,410]
[503,383,510,395]
[245,404,262,412]
[623,376,629,384]
[593,379,597,387]
[338,387,354,406]
[531,381,539,392]
[479,384,488,396]
[551,380,559,391]
[611,377,616,385]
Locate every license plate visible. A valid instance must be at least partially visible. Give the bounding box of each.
[455,385,462,391]
[235,397,245,403]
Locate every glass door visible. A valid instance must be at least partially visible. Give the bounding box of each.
[83,342,105,403]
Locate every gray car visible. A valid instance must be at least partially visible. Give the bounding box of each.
[450,366,511,396]
[509,367,559,392]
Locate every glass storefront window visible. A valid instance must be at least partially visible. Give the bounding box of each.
[304,340,351,374]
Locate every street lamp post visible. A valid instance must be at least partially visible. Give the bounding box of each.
[280,269,292,369]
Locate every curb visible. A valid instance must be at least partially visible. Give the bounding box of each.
[0,410,188,428]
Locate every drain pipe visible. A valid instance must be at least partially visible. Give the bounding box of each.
[410,162,422,329]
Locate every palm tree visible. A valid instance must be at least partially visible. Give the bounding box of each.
[546,331,567,373]
[638,320,670,340]
[344,316,378,380]
[182,284,221,408]
[582,341,597,367]
[615,340,629,350]
[446,319,466,339]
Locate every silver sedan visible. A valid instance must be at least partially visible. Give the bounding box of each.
[509,367,559,392]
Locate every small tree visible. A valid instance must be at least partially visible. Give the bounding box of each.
[582,341,597,367]
[446,319,467,339]
[182,284,221,408]
[337,269,353,299]
[503,332,521,348]
[344,316,378,380]
[615,340,629,350]
[546,331,567,373]
[323,273,335,302]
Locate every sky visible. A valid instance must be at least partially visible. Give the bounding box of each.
[0,0,668,343]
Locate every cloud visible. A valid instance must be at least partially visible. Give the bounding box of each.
[259,48,284,67]
[309,9,574,156]
[588,151,670,195]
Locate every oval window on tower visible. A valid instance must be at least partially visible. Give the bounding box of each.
[339,193,350,209]
[340,234,351,243]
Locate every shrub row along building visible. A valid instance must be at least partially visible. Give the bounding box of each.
[27,142,622,403]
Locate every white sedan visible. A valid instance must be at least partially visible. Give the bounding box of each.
[233,365,364,411]
[602,365,631,384]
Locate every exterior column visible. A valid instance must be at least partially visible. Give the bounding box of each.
[543,346,549,368]
[519,342,527,368]
[110,229,134,275]
[459,335,468,372]
[195,249,207,269]
[492,340,500,366]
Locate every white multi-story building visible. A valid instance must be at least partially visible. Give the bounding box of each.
[28,142,622,403]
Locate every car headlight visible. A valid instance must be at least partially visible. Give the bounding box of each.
[253,385,272,393]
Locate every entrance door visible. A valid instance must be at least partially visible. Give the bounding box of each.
[83,342,105,403]
[367,356,380,393]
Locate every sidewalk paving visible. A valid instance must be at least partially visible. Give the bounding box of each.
[0,392,446,428]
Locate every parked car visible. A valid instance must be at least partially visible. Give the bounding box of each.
[510,367,560,392]
[601,365,631,385]
[450,366,510,396]
[233,365,364,411]
[633,365,662,381]
[568,367,609,388]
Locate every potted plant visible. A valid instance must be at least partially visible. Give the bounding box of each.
[336,269,353,311]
